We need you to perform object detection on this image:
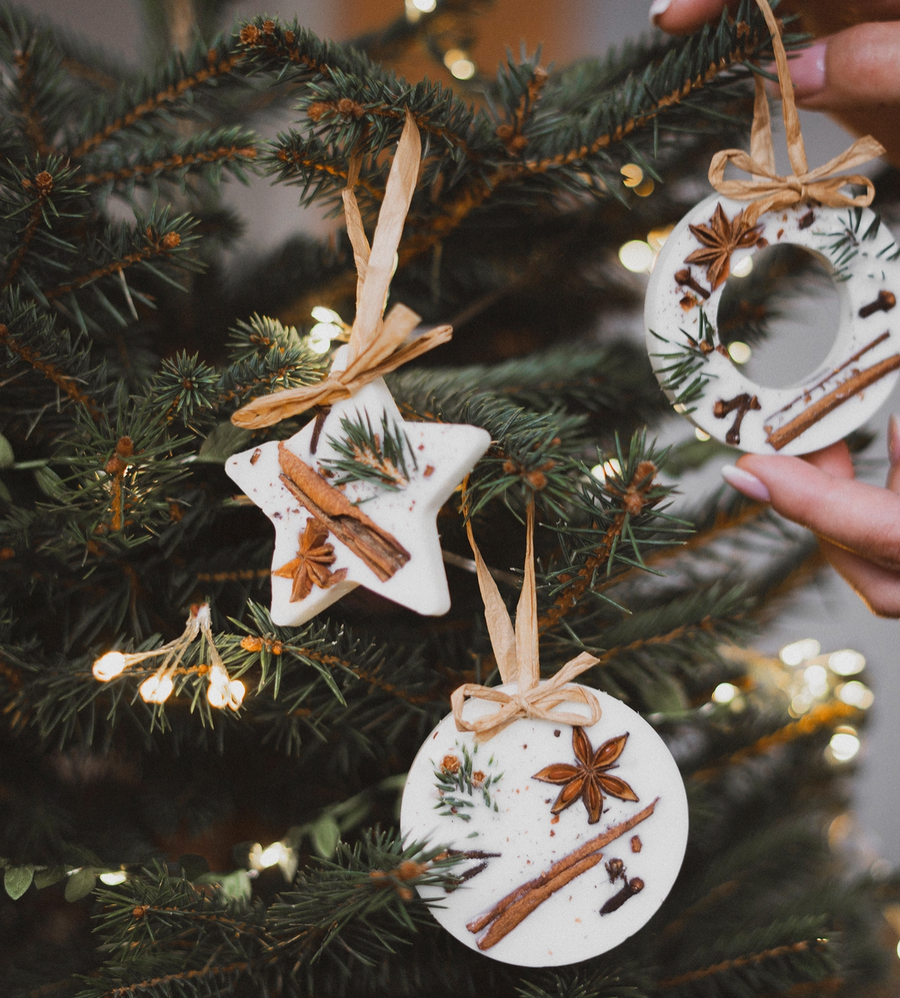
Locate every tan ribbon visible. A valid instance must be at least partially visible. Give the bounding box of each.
[708,0,885,225]
[232,110,451,430]
[451,500,602,741]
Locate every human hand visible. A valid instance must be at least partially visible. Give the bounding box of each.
[720,416,900,616]
[650,0,900,166]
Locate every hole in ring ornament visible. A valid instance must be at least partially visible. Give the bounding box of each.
[399,682,689,966]
[645,194,900,454]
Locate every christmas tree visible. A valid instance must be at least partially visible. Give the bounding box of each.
[0,0,895,994]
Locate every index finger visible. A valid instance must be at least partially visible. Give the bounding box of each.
[737,452,900,571]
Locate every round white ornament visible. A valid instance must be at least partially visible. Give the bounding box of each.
[645,194,900,454]
[400,683,689,967]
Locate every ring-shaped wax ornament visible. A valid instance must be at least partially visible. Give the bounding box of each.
[645,194,900,454]
[400,682,689,967]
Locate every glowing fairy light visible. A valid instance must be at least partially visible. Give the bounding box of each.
[590,458,622,481]
[444,49,475,80]
[711,682,738,704]
[93,651,127,681]
[694,428,710,442]
[621,164,643,188]
[619,240,653,273]
[140,673,174,704]
[309,306,346,355]
[99,871,128,886]
[827,727,861,764]
[728,341,752,364]
[780,638,820,667]
[93,602,244,712]
[731,255,753,278]
[836,681,874,710]
[803,664,829,698]
[258,841,291,869]
[413,0,436,10]
[828,649,865,676]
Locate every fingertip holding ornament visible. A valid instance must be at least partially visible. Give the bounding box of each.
[720,463,771,503]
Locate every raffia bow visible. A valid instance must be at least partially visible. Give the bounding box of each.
[451,501,602,741]
[708,0,885,226]
[232,110,451,430]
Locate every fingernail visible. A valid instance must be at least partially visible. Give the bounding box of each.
[649,0,671,26]
[721,464,771,503]
[889,414,900,465]
[788,41,827,99]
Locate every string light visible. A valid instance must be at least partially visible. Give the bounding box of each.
[827,726,861,764]
[621,164,643,188]
[140,673,174,704]
[711,682,739,704]
[309,306,346,354]
[92,603,245,711]
[836,681,874,710]
[727,341,752,365]
[93,651,127,681]
[828,649,865,676]
[694,428,710,441]
[618,240,653,273]
[589,458,622,481]
[731,255,753,278]
[780,638,820,666]
[99,870,128,886]
[443,48,476,80]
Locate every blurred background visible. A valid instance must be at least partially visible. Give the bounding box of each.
[17,0,900,865]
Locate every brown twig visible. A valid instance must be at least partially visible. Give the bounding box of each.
[81,145,258,188]
[41,229,182,300]
[69,52,246,159]
[467,798,658,950]
[657,939,828,989]
[0,323,101,418]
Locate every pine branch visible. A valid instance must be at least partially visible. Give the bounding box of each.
[68,40,248,159]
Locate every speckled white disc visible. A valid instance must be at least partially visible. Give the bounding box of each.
[645,194,900,454]
[400,682,688,967]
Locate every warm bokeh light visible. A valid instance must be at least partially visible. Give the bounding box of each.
[618,240,653,273]
[828,649,865,676]
[827,728,861,764]
[780,638,820,666]
[727,341,752,364]
[731,255,753,278]
[711,682,738,704]
[836,681,874,710]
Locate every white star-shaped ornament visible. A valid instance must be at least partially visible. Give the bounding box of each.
[226,372,491,626]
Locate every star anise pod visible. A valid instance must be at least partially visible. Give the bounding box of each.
[685,203,762,290]
[273,519,348,602]
[533,726,638,824]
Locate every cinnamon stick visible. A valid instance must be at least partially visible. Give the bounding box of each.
[278,443,410,581]
[466,797,658,947]
[475,853,604,950]
[766,353,900,450]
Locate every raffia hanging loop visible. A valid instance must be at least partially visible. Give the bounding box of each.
[451,501,602,741]
[232,110,450,430]
[708,0,885,225]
